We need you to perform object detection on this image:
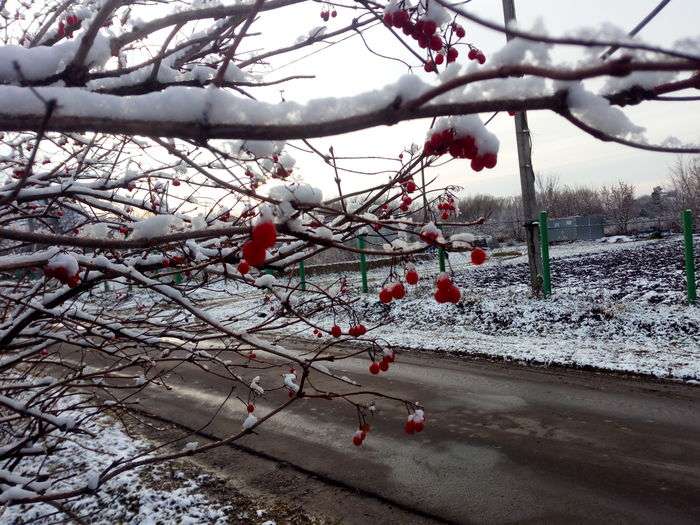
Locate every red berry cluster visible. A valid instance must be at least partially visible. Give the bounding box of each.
[398,195,412,212]
[57,14,80,38]
[352,423,371,446]
[434,273,461,304]
[437,196,456,221]
[161,254,186,268]
[383,9,464,72]
[43,264,80,288]
[369,351,395,375]
[378,282,405,304]
[467,47,486,64]
[401,179,417,193]
[470,246,487,265]
[404,409,426,434]
[423,128,498,172]
[320,7,337,21]
[348,324,368,337]
[242,221,277,268]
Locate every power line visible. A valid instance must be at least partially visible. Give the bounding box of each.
[600,0,672,60]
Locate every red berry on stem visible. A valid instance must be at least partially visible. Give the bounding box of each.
[391,282,406,299]
[369,362,380,375]
[379,288,393,304]
[446,47,459,63]
[242,240,266,267]
[406,269,419,285]
[379,360,389,372]
[455,25,465,38]
[422,20,437,35]
[477,52,486,64]
[471,156,485,172]
[383,12,393,26]
[247,403,255,413]
[434,53,444,65]
[423,60,436,73]
[468,48,477,60]
[237,259,250,275]
[429,34,443,52]
[471,247,487,265]
[331,324,342,338]
[353,434,363,446]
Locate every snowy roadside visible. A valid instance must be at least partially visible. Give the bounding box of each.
[1,405,314,525]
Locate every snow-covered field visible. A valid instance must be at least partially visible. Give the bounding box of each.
[196,235,700,381]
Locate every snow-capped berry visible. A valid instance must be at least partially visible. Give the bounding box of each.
[379,288,393,304]
[66,14,79,26]
[352,433,363,446]
[446,47,459,63]
[471,247,487,265]
[391,282,406,299]
[405,269,419,285]
[247,403,255,413]
[369,362,380,375]
[238,259,250,275]
[404,418,416,434]
[252,221,277,248]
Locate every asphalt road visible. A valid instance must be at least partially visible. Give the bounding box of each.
[73,344,700,524]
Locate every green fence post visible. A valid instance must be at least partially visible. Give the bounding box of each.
[438,247,446,273]
[358,235,368,293]
[539,211,552,297]
[683,209,697,304]
[299,260,306,291]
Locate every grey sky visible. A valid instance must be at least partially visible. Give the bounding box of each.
[247,0,699,199]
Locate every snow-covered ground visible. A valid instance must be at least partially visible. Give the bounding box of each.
[93,235,699,380]
[1,410,238,524]
[197,235,700,381]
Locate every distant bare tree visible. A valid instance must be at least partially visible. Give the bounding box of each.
[601,181,636,233]
[669,156,700,217]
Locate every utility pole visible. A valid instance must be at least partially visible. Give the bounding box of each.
[502,0,542,296]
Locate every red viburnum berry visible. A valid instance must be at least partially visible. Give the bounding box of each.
[402,195,412,206]
[455,25,466,38]
[379,288,393,304]
[66,14,79,26]
[482,152,497,169]
[369,362,380,375]
[429,34,443,52]
[57,20,66,37]
[404,418,416,434]
[247,403,255,413]
[422,20,437,35]
[420,231,438,244]
[238,259,250,275]
[242,240,266,267]
[436,273,452,292]
[400,203,409,212]
[414,420,425,432]
[441,211,450,220]
[379,359,389,372]
[352,433,363,446]
[468,48,478,60]
[356,324,367,336]
[471,247,487,265]
[383,12,393,26]
[471,156,485,172]
[418,35,429,49]
[446,47,459,63]
[360,423,370,433]
[252,221,277,248]
[405,269,419,285]
[447,284,461,303]
[391,282,406,300]
[162,258,170,268]
[405,180,417,193]
[331,10,337,17]
[423,60,436,73]
[331,324,342,338]
[435,53,445,65]
[477,51,486,64]
[434,288,450,303]
[172,178,180,186]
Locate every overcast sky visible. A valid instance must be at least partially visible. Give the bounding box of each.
[239,0,699,199]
